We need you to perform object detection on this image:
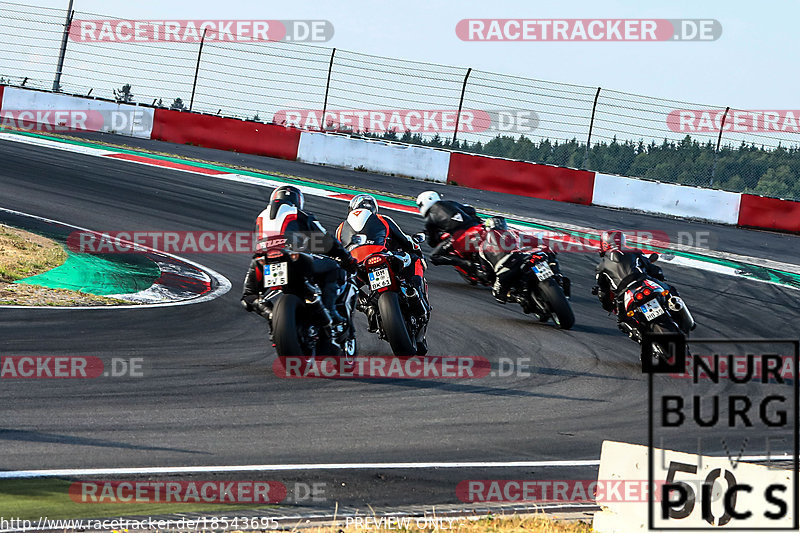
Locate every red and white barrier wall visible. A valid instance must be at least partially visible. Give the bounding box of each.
[1,85,798,233]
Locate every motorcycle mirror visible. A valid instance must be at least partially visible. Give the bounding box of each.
[412,232,426,244]
[649,253,659,263]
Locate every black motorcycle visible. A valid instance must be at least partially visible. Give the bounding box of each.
[506,248,575,330]
[617,274,695,363]
[257,248,358,358]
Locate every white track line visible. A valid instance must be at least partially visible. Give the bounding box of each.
[2,455,793,478]
[0,461,600,478]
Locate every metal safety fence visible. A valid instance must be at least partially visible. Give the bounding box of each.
[1,1,799,200]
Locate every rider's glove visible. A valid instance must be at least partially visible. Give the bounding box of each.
[342,254,359,274]
[395,252,412,269]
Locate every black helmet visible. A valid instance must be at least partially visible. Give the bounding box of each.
[349,194,378,214]
[269,185,304,210]
[483,216,508,232]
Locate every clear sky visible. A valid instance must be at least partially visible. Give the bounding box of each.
[23,0,798,109]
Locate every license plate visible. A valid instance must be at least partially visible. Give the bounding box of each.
[640,299,665,321]
[532,261,554,281]
[264,262,288,288]
[368,267,392,290]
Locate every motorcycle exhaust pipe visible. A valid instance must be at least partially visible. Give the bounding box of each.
[668,296,696,332]
[402,286,428,319]
[306,294,333,329]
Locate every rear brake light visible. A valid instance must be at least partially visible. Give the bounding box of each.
[366,256,383,266]
[643,288,651,296]
[635,293,644,301]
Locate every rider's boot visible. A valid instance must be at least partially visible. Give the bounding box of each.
[322,283,347,328]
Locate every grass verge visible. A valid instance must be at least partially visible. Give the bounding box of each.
[0,478,271,520]
[0,224,127,306]
[309,514,592,532]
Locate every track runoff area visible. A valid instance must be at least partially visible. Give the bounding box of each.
[0,129,799,530]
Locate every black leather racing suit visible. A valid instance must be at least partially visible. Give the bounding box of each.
[594,249,667,318]
[422,200,483,270]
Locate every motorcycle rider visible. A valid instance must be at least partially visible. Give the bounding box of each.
[594,230,695,333]
[241,185,358,329]
[478,216,562,304]
[337,194,430,345]
[415,190,484,274]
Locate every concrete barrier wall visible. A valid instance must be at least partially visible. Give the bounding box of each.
[151,108,300,161]
[297,131,449,182]
[593,172,742,225]
[0,87,154,138]
[448,152,595,205]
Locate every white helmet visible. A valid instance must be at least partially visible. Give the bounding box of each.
[416,190,441,217]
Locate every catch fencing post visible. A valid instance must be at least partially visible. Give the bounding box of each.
[321,48,336,131]
[709,106,730,187]
[452,67,472,147]
[583,87,601,169]
[189,28,208,112]
[52,0,74,92]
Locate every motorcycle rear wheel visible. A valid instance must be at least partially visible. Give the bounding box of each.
[378,291,416,356]
[538,278,575,330]
[273,294,308,357]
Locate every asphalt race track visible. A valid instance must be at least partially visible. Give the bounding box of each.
[1,134,799,508]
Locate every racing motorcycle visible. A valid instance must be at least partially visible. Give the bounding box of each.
[349,235,429,357]
[257,248,358,359]
[601,256,695,363]
[432,231,492,286]
[505,248,575,330]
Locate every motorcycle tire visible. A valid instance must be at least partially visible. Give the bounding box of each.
[378,291,416,356]
[538,278,575,330]
[272,294,308,357]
